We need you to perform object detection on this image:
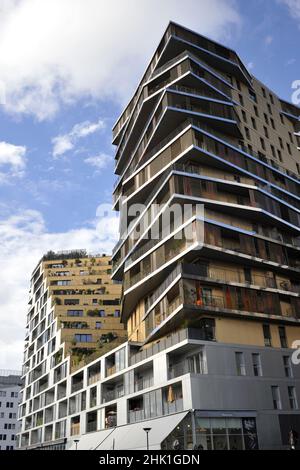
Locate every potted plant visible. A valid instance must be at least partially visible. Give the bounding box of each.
[54,297,62,306]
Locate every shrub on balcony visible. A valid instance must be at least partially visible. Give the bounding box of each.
[99,332,118,345]
[87,309,100,317]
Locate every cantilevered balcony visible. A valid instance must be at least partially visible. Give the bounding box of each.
[115,89,241,182]
[114,53,234,170]
[143,273,300,342]
[123,218,201,292]
[156,23,252,85]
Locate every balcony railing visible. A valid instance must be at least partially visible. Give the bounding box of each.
[88,372,101,386]
[86,421,97,433]
[145,265,182,313]
[183,280,293,318]
[71,382,83,394]
[168,360,207,380]
[102,387,125,403]
[130,328,207,365]
[124,220,199,291]
[128,409,147,424]
[134,376,154,393]
[162,398,184,416]
[106,365,116,377]
[128,398,184,424]
[70,423,80,436]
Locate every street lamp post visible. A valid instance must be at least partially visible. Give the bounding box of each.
[74,439,80,451]
[143,428,151,451]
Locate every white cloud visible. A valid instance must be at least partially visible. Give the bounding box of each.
[52,119,105,157]
[0,141,26,169]
[286,58,296,66]
[84,153,113,170]
[265,35,273,45]
[247,62,255,70]
[0,141,26,182]
[0,0,241,120]
[0,207,119,369]
[280,0,300,20]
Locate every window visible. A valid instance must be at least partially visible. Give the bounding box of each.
[56,280,71,286]
[283,356,293,378]
[242,110,247,122]
[288,386,298,410]
[0,435,7,441]
[287,143,292,155]
[188,349,208,375]
[254,105,259,117]
[279,137,284,149]
[270,145,276,159]
[245,127,250,140]
[8,413,16,419]
[278,326,287,348]
[252,354,262,377]
[280,114,284,125]
[267,103,272,114]
[262,87,267,98]
[260,138,266,151]
[64,299,79,306]
[263,324,272,347]
[264,113,269,125]
[95,322,102,330]
[4,423,15,430]
[74,334,92,343]
[271,386,282,410]
[251,117,257,130]
[249,89,257,103]
[0,392,6,397]
[289,132,294,144]
[236,79,241,91]
[6,402,13,408]
[270,118,275,130]
[239,94,244,106]
[278,149,283,162]
[263,126,269,138]
[68,310,83,317]
[235,352,246,376]
[269,94,274,105]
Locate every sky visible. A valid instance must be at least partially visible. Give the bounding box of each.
[0,0,299,370]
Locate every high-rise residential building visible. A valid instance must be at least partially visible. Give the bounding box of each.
[111,22,300,450]
[17,251,125,449]
[0,370,21,450]
[18,22,300,451]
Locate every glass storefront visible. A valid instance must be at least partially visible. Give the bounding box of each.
[161,413,258,450]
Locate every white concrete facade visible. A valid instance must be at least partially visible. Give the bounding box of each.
[0,371,21,450]
[18,327,300,450]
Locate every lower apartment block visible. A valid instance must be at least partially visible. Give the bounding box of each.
[18,327,300,450]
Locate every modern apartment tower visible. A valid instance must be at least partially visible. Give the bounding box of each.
[17,251,125,449]
[18,22,300,451]
[0,370,21,450]
[110,22,300,449]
